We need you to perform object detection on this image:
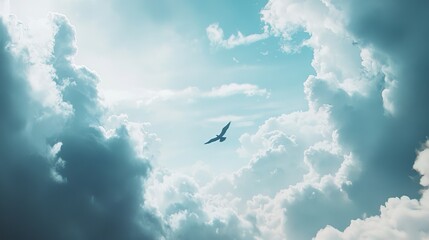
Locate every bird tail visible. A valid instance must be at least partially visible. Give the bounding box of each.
[219,137,226,142]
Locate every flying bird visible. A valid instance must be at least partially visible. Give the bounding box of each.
[205,121,231,144]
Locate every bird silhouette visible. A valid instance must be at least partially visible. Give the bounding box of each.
[205,122,231,144]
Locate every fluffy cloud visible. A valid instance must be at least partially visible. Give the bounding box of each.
[145,169,259,240]
[315,141,429,239]
[205,0,429,239]
[208,107,336,199]
[261,0,428,210]
[0,14,165,239]
[206,23,269,49]
[205,105,360,239]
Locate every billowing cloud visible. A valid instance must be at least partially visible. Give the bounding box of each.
[206,23,269,49]
[234,0,429,238]
[207,107,337,199]
[145,169,259,240]
[206,105,360,239]
[315,141,429,239]
[0,14,165,240]
[200,0,429,239]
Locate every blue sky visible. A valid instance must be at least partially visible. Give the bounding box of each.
[1,0,429,239]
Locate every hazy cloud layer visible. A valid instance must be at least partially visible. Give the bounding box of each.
[104,83,269,107]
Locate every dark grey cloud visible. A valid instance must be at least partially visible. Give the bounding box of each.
[0,15,164,240]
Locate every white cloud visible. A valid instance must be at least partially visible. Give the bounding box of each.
[201,0,429,238]
[144,169,259,239]
[203,104,360,239]
[207,83,269,98]
[101,114,161,161]
[415,141,429,187]
[315,141,429,240]
[206,23,269,49]
[262,0,373,97]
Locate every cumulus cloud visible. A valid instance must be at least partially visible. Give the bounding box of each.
[206,23,269,49]
[315,141,429,239]
[206,106,359,239]
[145,169,259,240]
[228,0,429,238]
[0,14,165,240]
[198,0,429,239]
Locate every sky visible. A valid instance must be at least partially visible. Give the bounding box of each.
[0,0,428,239]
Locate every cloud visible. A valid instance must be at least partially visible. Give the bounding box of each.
[262,0,428,207]
[207,83,269,98]
[3,1,429,239]
[206,23,269,49]
[0,14,165,239]
[315,141,429,240]
[145,169,260,240]
[232,0,429,238]
[205,105,359,239]
[120,83,269,106]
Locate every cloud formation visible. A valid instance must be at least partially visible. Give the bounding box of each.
[0,14,165,240]
[2,0,429,239]
[145,169,259,240]
[206,23,269,49]
[315,141,429,239]
[231,0,429,238]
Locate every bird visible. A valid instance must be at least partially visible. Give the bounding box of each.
[204,121,231,144]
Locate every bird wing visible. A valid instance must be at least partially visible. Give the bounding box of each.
[218,121,231,137]
[205,136,220,144]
